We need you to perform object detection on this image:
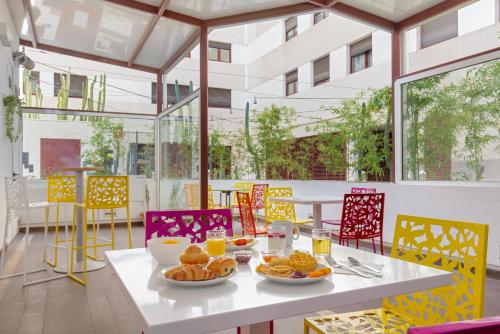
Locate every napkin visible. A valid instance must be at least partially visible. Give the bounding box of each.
[332,261,384,276]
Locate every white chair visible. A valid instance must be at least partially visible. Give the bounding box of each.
[0,176,67,286]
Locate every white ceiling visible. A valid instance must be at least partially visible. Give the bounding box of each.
[7,0,451,73]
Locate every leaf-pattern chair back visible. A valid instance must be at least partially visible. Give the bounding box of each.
[232,181,255,203]
[48,175,76,203]
[236,192,258,236]
[4,176,28,211]
[264,187,296,221]
[145,208,233,244]
[383,215,488,325]
[339,193,385,240]
[85,176,129,209]
[250,184,268,210]
[351,187,376,194]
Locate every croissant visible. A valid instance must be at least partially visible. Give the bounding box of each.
[165,264,215,281]
[180,244,210,265]
[207,257,237,277]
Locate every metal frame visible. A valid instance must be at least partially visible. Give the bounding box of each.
[22,107,157,120]
[394,49,500,185]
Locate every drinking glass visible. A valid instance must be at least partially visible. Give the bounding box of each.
[206,229,226,257]
[312,229,331,256]
[267,226,286,251]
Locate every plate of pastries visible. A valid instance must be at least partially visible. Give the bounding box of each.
[225,236,258,251]
[160,244,238,286]
[256,250,332,284]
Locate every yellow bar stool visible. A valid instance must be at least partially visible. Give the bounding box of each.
[69,175,132,285]
[46,175,76,267]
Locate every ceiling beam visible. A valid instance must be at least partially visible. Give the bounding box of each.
[397,0,472,30]
[103,0,203,26]
[128,0,171,66]
[160,29,200,74]
[330,2,396,31]
[20,39,159,74]
[21,0,38,48]
[206,2,319,28]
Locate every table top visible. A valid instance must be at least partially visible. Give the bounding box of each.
[212,188,250,192]
[268,195,343,205]
[106,236,451,334]
[61,166,98,172]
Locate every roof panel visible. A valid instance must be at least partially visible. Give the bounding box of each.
[29,0,153,62]
[134,17,197,68]
[337,0,446,22]
[167,0,305,20]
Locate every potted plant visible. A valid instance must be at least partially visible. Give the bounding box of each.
[3,95,23,142]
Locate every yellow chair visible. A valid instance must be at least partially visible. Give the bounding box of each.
[69,176,132,285]
[46,175,76,267]
[304,214,488,334]
[264,187,313,225]
[187,184,222,209]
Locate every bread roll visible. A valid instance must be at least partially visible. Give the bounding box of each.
[207,257,237,277]
[180,244,210,265]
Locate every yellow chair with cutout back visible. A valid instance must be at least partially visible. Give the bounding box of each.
[46,175,76,267]
[69,176,132,285]
[264,187,313,225]
[304,214,488,334]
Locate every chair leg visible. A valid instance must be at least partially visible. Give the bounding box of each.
[69,206,77,280]
[110,209,115,250]
[0,209,9,271]
[91,209,97,260]
[356,238,359,249]
[371,238,376,254]
[126,206,132,249]
[82,209,88,285]
[380,236,384,255]
[47,205,59,267]
[43,206,49,263]
[23,210,30,285]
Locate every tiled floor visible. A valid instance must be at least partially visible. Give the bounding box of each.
[0,224,499,334]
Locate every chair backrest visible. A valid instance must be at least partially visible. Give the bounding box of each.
[47,175,76,203]
[184,184,193,208]
[407,316,500,334]
[264,187,296,221]
[339,193,384,239]
[383,215,488,326]
[85,176,129,209]
[4,176,28,211]
[190,183,200,209]
[237,192,258,237]
[351,187,376,194]
[233,181,255,203]
[208,184,216,209]
[145,208,233,244]
[251,184,268,210]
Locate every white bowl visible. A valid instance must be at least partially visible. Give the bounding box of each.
[147,237,191,266]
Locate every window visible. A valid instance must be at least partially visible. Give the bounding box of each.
[313,12,327,25]
[151,82,157,104]
[285,69,298,96]
[420,11,458,49]
[166,83,191,107]
[314,55,330,86]
[208,41,231,62]
[401,57,500,182]
[23,71,39,95]
[53,73,87,98]
[285,17,297,41]
[350,36,372,73]
[208,88,231,108]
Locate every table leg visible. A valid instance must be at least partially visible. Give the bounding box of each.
[239,321,273,334]
[227,192,231,208]
[313,204,322,229]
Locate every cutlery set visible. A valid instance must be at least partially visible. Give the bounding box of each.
[324,255,382,278]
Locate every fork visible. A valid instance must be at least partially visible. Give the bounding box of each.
[325,255,374,278]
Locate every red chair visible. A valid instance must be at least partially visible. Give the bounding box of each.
[250,184,268,211]
[331,193,385,254]
[407,316,500,334]
[236,192,269,237]
[322,187,377,226]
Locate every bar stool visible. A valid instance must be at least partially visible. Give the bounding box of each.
[0,176,67,286]
[69,175,131,285]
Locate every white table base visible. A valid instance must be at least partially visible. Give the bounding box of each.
[312,203,322,229]
[53,259,106,273]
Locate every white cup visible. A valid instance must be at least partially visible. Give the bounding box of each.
[272,221,299,247]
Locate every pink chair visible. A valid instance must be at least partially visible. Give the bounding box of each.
[322,187,377,226]
[407,316,500,334]
[250,184,268,211]
[145,208,233,245]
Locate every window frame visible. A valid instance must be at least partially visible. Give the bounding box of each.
[285,17,298,41]
[285,69,298,96]
[313,54,330,86]
[208,41,231,63]
[313,12,327,25]
[394,48,500,186]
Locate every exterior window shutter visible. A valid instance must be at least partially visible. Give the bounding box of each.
[421,11,458,49]
[208,41,230,51]
[285,16,297,31]
[208,88,231,108]
[314,55,330,85]
[286,69,298,83]
[350,36,372,57]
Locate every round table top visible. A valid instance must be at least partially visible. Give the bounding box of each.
[61,167,98,172]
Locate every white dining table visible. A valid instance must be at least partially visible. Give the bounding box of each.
[268,196,344,228]
[105,236,452,334]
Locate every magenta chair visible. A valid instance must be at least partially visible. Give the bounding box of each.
[145,208,233,245]
[407,316,500,334]
[322,187,377,227]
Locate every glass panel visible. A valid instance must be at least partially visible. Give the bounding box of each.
[159,95,200,209]
[208,47,219,61]
[22,112,155,179]
[402,57,500,181]
[220,49,231,63]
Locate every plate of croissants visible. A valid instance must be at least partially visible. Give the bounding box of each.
[160,244,238,286]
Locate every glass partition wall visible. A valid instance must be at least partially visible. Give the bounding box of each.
[158,92,200,210]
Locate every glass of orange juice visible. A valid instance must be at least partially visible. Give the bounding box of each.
[206,230,226,257]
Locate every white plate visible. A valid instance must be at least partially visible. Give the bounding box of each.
[159,267,238,287]
[226,239,258,251]
[256,264,332,284]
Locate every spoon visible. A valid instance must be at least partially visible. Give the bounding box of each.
[347,257,383,276]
